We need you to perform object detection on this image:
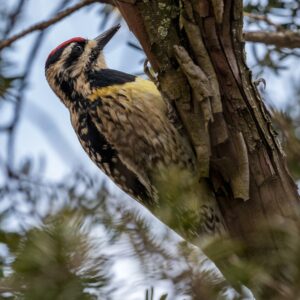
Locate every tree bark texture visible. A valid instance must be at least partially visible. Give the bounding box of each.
[114,0,299,257]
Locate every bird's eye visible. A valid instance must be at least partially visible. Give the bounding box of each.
[74,44,83,53]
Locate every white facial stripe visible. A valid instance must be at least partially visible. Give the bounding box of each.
[96,52,106,69]
[69,42,93,77]
[74,73,91,98]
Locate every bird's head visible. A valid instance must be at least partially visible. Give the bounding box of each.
[45,25,120,106]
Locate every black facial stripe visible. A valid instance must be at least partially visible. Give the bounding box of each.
[87,69,136,88]
[54,74,87,110]
[84,45,103,71]
[45,47,65,69]
[55,74,74,99]
[88,46,100,65]
[63,41,86,69]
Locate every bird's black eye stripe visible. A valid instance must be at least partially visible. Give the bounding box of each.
[63,41,86,69]
[45,41,86,70]
[45,47,65,69]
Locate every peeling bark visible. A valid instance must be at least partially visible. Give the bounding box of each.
[114,0,299,273]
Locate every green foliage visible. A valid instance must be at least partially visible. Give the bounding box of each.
[0,166,232,299]
[0,58,22,102]
[0,75,16,99]
[153,166,203,240]
[201,215,300,299]
[1,210,109,300]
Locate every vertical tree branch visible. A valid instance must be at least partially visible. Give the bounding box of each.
[114,0,299,276]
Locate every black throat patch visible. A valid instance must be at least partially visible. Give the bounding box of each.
[87,69,136,88]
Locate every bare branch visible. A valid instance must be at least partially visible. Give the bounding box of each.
[244,12,283,30]
[3,0,27,39]
[0,0,104,50]
[244,31,300,49]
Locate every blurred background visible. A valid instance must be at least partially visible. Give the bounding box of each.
[0,0,299,299]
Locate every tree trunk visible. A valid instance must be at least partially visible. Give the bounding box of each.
[114,0,299,270]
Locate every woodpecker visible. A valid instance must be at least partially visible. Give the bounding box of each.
[45,25,224,235]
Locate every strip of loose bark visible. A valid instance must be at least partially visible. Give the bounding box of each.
[244,31,300,49]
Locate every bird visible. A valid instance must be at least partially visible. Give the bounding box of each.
[45,24,224,236]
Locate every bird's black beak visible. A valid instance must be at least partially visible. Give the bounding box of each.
[94,24,121,49]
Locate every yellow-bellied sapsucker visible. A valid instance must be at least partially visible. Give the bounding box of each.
[45,25,224,235]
